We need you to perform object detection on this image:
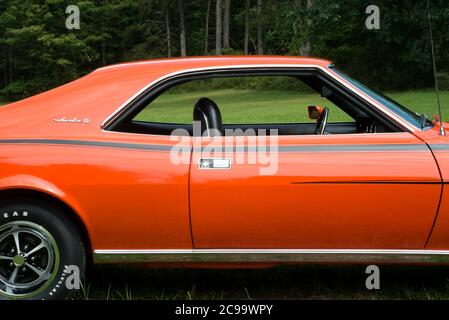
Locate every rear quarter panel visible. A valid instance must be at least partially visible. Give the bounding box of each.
[0,134,193,250]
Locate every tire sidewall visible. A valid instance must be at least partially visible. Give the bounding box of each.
[0,201,85,300]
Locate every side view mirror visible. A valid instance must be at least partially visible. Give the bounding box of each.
[308,106,324,120]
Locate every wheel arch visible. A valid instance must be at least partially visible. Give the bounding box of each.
[0,188,93,262]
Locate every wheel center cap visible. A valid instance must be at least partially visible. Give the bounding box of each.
[13,255,25,267]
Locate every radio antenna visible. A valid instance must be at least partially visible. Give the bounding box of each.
[427,0,445,135]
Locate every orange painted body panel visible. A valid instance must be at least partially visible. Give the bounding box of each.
[190,133,441,249]
[425,186,449,250]
[415,124,449,250]
[0,134,194,250]
[0,56,449,257]
[415,124,449,182]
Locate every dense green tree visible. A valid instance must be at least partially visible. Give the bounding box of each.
[0,0,447,99]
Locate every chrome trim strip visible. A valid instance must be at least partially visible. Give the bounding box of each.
[93,249,449,264]
[100,64,419,132]
[101,128,410,138]
[0,139,428,153]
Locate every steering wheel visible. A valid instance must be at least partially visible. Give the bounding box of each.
[314,107,330,135]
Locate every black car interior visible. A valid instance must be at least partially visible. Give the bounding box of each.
[112,70,402,136]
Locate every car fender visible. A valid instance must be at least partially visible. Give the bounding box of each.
[0,174,93,244]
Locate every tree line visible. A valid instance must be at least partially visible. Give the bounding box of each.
[0,0,448,99]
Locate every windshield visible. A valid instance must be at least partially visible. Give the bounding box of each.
[330,66,434,130]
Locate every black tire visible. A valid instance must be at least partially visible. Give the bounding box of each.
[0,199,86,300]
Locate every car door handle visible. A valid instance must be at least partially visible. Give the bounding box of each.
[198,158,231,169]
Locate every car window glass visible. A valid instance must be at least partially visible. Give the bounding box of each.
[134,76,354,124]
[330,67,431,129]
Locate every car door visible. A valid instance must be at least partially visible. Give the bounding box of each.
[189,128,441,251]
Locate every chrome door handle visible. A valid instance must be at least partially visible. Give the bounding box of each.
[198,158,231,169]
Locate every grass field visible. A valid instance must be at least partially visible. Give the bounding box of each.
[3,90,449,300]
[75,264,449,300]
[135,89,449,124]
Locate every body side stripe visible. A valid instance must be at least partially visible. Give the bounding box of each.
[429,144,449,151]
[195,144,429,153]
[0,139,430,153]
[0,139,173,151]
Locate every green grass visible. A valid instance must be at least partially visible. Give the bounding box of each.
[135,89,449,124]
[75,264,449,300]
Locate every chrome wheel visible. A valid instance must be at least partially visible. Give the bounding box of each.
[0,221,60,299]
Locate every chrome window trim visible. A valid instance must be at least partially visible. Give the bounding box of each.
[100,64,419,132]
[94,249,449,264]
[100,128,414,138]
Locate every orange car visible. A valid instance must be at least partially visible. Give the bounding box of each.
[0,56,449,300]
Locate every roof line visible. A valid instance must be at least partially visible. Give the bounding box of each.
[94,56,332,72]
